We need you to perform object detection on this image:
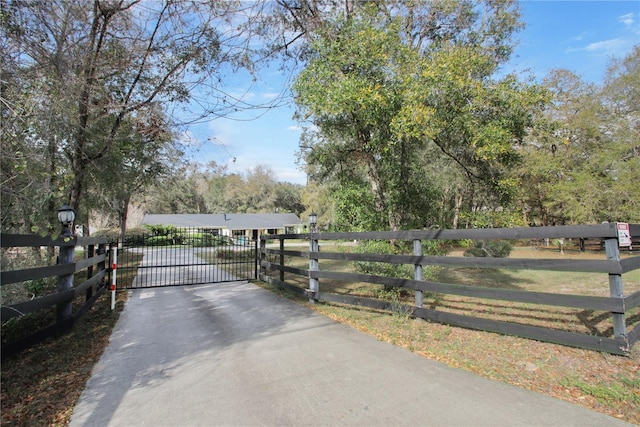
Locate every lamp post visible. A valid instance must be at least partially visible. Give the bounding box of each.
[308,212,317,234]
[57,204,75,236]
[57,204,76,321]
[308,212,318,303]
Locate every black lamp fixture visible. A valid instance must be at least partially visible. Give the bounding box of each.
[308,212,317,231]
[58,204,75,233]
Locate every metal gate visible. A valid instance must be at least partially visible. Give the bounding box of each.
[117,229,257,289]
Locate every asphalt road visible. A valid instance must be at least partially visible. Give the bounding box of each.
[70,281,631,426]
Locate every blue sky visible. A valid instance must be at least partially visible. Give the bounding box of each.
[184,1,640,185]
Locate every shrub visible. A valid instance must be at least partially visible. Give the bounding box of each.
[215,248,254,260]
[187,233,232,247]
[354,240,413,279]
[92,228,120,243]
[353,240,444,282]
[144,235,174,246]
[26,277,57,298]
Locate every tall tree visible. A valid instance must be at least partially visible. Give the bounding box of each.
[516,48,640,226]
[293,3,546,230]
[1,0,267,225]
[85,106,178,238]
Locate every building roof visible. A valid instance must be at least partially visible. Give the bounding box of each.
[141,213,303,230]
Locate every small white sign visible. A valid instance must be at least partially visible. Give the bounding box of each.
[617,222,632,247]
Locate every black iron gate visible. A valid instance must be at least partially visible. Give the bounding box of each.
[117,229,257,289]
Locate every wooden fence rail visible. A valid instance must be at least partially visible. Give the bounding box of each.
[259,223,640,355]
[1,233,110,359]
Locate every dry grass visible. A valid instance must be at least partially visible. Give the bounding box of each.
[1,253,141,426]
[1,291,128,426]
[256,279,640,425]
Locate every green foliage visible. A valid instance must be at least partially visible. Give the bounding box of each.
[459,209,526,229]
[353,240,445,281]
[143,236,176,246]
[376,287,413,322]
[455,239,475,249]
[354,240,414,279]
[26,277,57,298]
[294,5,547,231]
[122,228,147,246]
[215,248,254,260]
[463,240,513,258]
[184,233,232,247]
[561,376,640,405]
[514,48,640,225]
[144,224,175,237]
[330,181,386,232]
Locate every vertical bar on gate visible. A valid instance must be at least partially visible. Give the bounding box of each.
[111,247,117,310]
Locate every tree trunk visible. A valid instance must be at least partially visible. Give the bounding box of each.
[452,193,463,229]
[362,151,394,230]
[118,194,131,247]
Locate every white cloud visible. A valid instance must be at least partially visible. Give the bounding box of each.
[571,32,587,42]
[618,12,635,26]
[584,38,627,52]
[566,38,627,54]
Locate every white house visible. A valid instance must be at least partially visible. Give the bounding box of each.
[141,213,304,241]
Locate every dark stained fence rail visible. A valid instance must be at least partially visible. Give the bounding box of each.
[1,233,110,359]
[259,223,640,355]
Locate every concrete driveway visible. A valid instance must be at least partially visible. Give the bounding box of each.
[70,281,631,426]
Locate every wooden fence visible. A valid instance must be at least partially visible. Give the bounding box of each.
[259,223,640,355]
[1,233,110,359]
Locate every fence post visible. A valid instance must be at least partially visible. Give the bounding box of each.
[254,238,259,280]
[57,234,76,322]
[260,238,266,279]
[604,237,626,338]
[86,243,95,301]
[413,239,423,307]
[279,237,285,282]
[308,231,319,304]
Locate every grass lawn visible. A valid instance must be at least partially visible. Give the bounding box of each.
[264,243,640,335]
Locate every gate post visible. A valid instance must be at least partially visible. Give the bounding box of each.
[604,237,626,339]
[260,238,266,279]
[86,244,95,301]
[413,239,423,307]
[57,233,75,322]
